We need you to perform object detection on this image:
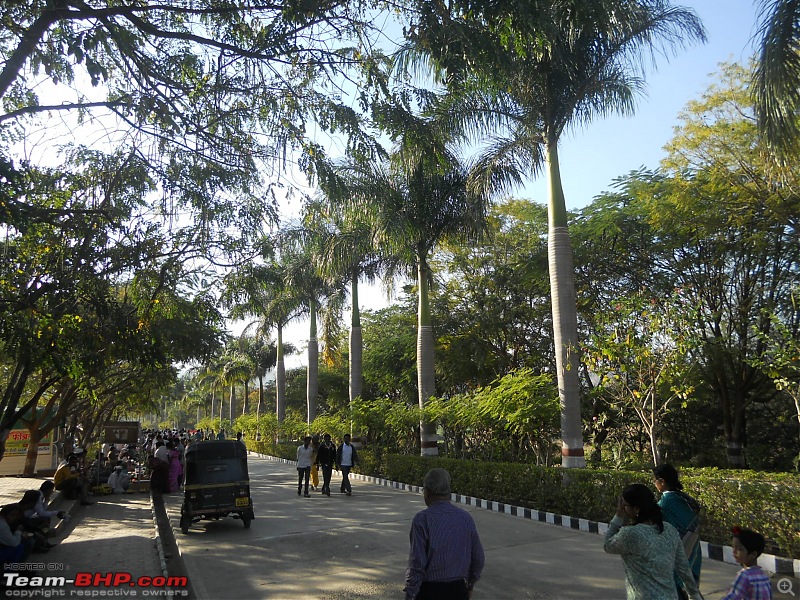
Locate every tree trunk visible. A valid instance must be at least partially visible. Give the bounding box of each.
[276,323,286,424]
[417,259,438,456]
[257,375,264,421]
[350,274,363,404]
[307,298,319,426]
[546,140,586,468]
[229,382,236,426]
[23,428,44,476]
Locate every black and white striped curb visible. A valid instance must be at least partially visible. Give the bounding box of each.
[257,453,800,579]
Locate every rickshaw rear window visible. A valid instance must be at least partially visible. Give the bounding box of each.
[187,441,245,460]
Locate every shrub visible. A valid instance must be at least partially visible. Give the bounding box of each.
[381,455,799,559]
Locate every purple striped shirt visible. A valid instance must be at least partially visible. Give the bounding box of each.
[721,566,773,600]
[404,501,485,600]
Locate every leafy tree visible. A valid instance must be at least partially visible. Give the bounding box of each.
[583,291,696,466]
[0,149,225,459]
[0,0,388,199]
[751,307,800,468]
[432,199,554,391]
[360,302,419,407]
[658,62,800,466]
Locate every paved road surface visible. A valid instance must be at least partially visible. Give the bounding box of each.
[163,454,748,600]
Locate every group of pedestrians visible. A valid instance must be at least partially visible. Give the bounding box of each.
[399,463,773,600]
[295,433,358,497]
[602,463,772,600]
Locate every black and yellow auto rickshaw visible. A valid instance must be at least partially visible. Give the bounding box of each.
[179,439,254,533]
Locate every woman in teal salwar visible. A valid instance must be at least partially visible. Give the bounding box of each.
[654,464,702,599]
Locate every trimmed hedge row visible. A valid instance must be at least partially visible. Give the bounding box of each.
[252,442,799,559]
[383,455,800,560]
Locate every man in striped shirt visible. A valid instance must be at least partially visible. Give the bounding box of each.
[404,468,485,600]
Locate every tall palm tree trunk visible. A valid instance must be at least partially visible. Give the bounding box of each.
[417,260,438,456]
[210,389,217,426]
[546,140,585,468]
[276,323,286,425]
[229,382,236,426]
[349,274,363,404]
[256,375,264,421]
[307,298,319,426]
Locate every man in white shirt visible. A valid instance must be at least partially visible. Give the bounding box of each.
[154,441,169,464]
[296,437,314,498]
[107,464,131,493]
[335,434,359,496]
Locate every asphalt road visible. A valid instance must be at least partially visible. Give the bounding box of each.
[163,454,749,600]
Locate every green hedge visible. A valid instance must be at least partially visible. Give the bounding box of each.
[383,455,799,560]
[681,471,800,559]
[384,455,649,522]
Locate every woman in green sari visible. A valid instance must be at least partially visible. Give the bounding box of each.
[653,464,702,600]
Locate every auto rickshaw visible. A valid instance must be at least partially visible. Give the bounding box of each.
[179,439,254,533]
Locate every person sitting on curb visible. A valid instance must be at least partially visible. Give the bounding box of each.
[23,481,68,534]
[17,491,56,553]
[0,504,34,567]
[54,455,93,505]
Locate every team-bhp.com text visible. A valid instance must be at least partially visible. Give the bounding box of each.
[3,572,188,598]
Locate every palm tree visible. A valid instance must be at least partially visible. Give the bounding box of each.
[337,109,496,456]
[305,198,385,410]
[404,0,705,466]
[246,335,278,422]
[222,259,301,425]
[219,343,251,423]
[196,357,226,427]
[753,0,800,158]
[279,227,342,427]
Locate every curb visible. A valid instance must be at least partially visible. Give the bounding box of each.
[149,492,170,578]
[47,490,73,536]
[256,453,800,579]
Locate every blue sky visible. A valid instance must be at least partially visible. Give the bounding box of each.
[267,0,769,359]
[526,0,762,210]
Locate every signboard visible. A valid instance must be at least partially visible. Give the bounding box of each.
[0,429,53,476]
[103,421,141,444]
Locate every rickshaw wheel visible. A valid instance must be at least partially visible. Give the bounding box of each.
[242,514,252,529]
[180,515,190,534]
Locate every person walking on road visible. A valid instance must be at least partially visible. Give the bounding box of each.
[309,435,320,491]
[296,436,314,498]
[604,483,703,600]
[721,526,772,600]
[404,468,485,600]
[654,464,702,598]
[317,433,336,496]
[336,433,358,496]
